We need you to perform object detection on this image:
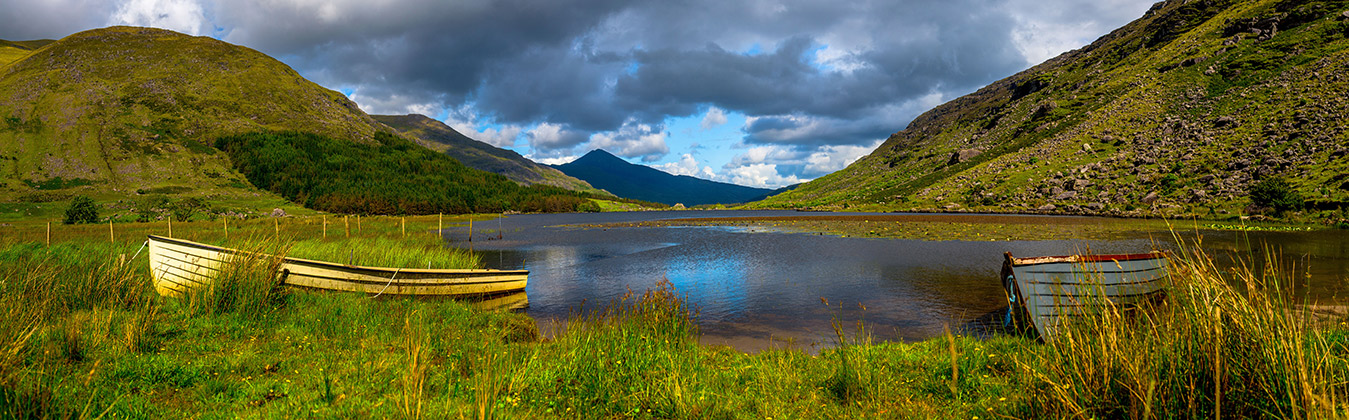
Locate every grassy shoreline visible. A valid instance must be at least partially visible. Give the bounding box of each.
[1,219,1345,418]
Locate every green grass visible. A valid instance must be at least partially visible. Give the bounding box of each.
[0,221,1345,418]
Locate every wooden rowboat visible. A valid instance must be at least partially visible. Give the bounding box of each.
[1002,251,1168,339]
[147,235,528,298]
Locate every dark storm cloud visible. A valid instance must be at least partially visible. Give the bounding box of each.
[2,0,1155,170]
[206,0,1037,146]
[0,0,115,41]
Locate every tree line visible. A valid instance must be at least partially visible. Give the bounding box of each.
[216,131,599,215]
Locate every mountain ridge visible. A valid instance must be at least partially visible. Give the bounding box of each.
[372,114,604,194]
[754,0,1349,221]
[552,149,772,206]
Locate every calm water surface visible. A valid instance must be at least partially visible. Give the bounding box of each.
[446,211,1349,352]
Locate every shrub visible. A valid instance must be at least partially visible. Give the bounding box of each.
[577,200,602,213]
[1248,177,1302,215]
[171,197,208,222]
[63,196,99,224]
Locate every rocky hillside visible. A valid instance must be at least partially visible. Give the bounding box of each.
[0,26,390,202]
[372,114,604,194]
[755,0,1349,220]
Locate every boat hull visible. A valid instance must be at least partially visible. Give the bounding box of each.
[1004,252,1168,339]
[147,235,528,298]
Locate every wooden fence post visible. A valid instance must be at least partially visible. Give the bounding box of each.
[46,221,50,246]
[345,215,350,238]
[109,220,114,244]
[401,217,406,237]
[323,215,327,239]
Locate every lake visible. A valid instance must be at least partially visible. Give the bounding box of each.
[445,210,1349,352]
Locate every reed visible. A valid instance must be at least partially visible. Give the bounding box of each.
[284,236,480,269]
[181,237,290,319]
[1025,241,1349,418]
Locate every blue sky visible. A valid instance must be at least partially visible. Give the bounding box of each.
[2,0,1158,188]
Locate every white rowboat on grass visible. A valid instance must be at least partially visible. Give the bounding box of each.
[147,235,528,298]
[1002,251,1168,339]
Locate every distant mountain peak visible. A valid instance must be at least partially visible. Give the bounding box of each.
[576,149,626,163]
[553,150,772,206]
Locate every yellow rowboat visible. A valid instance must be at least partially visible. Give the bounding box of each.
[147,235,528,298]
[1002,251,1168,339]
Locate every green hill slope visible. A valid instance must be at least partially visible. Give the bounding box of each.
[0,39,53,68]
[0,26,388,203]
[755,0,1349,221]
[372,114,606,195]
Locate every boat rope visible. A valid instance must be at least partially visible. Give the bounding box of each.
[129,240,149,263]
[370,267,402,299]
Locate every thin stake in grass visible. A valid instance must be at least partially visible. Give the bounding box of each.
[108,220,114,243]
[224,215,228,240]
[46,221,50,245]
[323,215,327,239]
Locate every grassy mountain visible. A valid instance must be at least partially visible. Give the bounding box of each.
[372,114,605,194]
[755,0,1349,221]
[0,26,390,203]
[553,149,773,206]
[0,27,612,218]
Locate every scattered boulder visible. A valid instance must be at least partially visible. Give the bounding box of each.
[1038,204,1057,211]
[1072,179,1093,191]
[1086,202,1106,211]
[948,149,983,165]
[1054,191,1077,200]
[270,208,287,217]
[1180,56,1208,67]
[1214,116,1237,128]
[1340,10,1349,20]
[1142,192,1159,204]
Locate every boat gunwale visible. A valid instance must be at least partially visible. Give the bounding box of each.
[147,234,528,275]
[1006,251,1167,267]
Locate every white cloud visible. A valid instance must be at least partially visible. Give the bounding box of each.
[700,106,728,130]
[589,120,669,162]
[440,104,524,148]
[728,145,804,167]
[527,122,589,151]
[109,0,209,35]
[725,163,802,189]
[528,155,579,165]
[803,140,881,175]
[655,153,718,180]
[348,90,441,116]
[1003,0,1154,65]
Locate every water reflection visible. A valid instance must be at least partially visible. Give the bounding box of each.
[447,211,1348,352]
